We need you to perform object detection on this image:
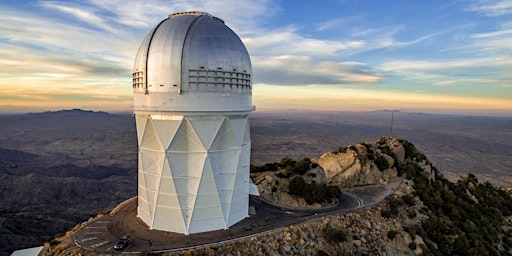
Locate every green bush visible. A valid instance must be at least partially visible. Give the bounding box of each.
[279,157,295,169]
[288,176,341,205]
[402,194,415,206]
[288,176,307,196]
[323,225,347,243]
[250,163,278,173]
[387,230,398,240]
[375,155,390,170]
[402,140,417,159]
[293,158,311,175]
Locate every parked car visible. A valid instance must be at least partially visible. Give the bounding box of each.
[114,236,131,251]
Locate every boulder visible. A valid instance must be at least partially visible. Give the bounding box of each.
[389,138,405,163]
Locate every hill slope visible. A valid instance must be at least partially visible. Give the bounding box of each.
[45,137,512,256]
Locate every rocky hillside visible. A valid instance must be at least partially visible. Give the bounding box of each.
[252,137,433,208]
[45,137,512,255]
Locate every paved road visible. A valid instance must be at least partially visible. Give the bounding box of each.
[73,181,398,253]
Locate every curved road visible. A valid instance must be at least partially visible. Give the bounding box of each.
[73,182,398,253]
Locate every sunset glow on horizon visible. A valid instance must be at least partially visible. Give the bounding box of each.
[1,0,511,115]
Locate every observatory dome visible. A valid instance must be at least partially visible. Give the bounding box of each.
[133,11,253,112]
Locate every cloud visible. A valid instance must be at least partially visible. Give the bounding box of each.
[467,0,512,16]
[243,26,365,58]
[381,57,512,72]
[436,80,458,86]
[253,55,384,85]
[315,17,355,32]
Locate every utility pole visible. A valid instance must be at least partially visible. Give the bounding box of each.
[389,110,396,138]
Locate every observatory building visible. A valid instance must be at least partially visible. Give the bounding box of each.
[132,11,253,234]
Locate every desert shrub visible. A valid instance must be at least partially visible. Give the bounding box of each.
[375,155,390,170]
[293,158,311,175]
[323,225,347,243]
[288,176,307,196]
[276,171,290,178]
[407,208,417,218]
[317,250,329,256]
[402,194,415,206]
[325,185,342,199]
[367,148,376,160]
[250,163,278,173]
[279,157,295,169]
[337,146,347,153]
[381,209,393,218]
[402,140,417,159]
[288,176,341,205]
[387,230,398,240]
[387,197,402,216]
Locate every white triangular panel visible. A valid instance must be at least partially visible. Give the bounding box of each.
[243,119,251,145]
[210,149,240,175]
[153,206,186,233]
[138,168,146,192]
[227,201,248,227]
[146,190,158,206]
[210,119,239,151]
[141,119,163,150]
[202,157,214,178]
[228,116,248,145]
[161,157,172,178]
[155,192,179,206]
[239,145,251,168]
[197,159,221,207]
[168,152,206,178]
[136,115,148,144]
[190,161,225,231]
[137,199,150,223]
[189,118,223,149]
[168,118,205,152]
[188,214,226,234]
[173,178,201,206]
[181,207,194,232]
[195,182,222,209]
[140,149,162,175]
[144,173,160,191]
[152,119,182,149]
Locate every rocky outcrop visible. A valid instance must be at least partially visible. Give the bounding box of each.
[313,137,402,188]
[253,137,410,207]
[253,173,328,208]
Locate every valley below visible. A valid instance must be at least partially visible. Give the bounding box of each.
[1,109,511,255]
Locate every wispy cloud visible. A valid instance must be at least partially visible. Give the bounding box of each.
[253,55,383,85]
[467,0,512,16]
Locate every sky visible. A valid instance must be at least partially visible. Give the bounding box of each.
[0,0,511,115]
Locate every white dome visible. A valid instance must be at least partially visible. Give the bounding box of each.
[133,11,253,112]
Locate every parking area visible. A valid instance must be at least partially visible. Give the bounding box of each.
[73,180,401,253]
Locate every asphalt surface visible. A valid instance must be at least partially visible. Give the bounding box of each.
[73,181,399,253]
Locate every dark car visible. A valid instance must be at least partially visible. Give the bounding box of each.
[113,236,131,251]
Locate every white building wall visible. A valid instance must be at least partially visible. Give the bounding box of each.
[136,112,250,234]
